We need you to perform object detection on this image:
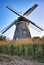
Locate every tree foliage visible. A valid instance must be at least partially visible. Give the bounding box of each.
[0,35,6,40]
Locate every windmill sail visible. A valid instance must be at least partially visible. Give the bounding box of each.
[6,6,22,16]
[29,20,43,31]
[1,20,17,34]
[23,4,38,16]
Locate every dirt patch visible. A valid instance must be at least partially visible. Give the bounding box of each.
[0,54,44,65]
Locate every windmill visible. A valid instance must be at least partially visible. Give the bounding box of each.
[1,4,43,40]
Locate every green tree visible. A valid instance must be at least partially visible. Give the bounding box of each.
[0,35,6,40]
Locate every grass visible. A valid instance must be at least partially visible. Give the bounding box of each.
[0,54,12,61]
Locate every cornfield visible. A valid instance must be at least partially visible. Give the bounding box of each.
[0,38,44,63]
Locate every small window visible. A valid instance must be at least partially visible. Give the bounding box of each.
[23,30,27,37]
[23,31,27,34]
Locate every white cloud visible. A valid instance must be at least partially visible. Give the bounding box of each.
[40,31,44,37]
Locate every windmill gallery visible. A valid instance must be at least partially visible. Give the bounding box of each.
[1,4,43,40]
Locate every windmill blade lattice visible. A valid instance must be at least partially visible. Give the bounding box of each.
[28,20,43,31]
[23,4,38,16]
[1,20,17,34]
[6,6,22,16]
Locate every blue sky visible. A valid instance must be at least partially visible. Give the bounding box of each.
[0,0,44,39]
